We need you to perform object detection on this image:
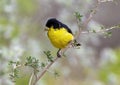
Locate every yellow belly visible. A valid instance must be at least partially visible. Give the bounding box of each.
[47,27,74,48]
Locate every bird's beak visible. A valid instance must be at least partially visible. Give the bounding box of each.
[44,27,49,31]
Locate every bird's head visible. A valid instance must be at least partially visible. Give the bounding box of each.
[46,18,61,29]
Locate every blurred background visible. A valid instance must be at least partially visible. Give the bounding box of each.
[0,0,120,85]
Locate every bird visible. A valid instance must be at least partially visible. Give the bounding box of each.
[45,18,80,57]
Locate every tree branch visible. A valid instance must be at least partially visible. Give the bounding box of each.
[84,0,100,26]
[32,57,59,85]
[81,25,120,34]
[29,73,34,85]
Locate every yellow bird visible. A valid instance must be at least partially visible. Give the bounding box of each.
[45,18,80,57]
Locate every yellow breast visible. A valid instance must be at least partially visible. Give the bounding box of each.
[47,27,74,48]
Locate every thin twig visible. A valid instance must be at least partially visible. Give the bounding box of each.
[84,0,100,26]
[74,19,83,39]
[32,57,59,85]
[29,73,34,85]
[81,25,120,34]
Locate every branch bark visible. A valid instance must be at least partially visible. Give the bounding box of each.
[32,57,59,85]
[81,25,120,34]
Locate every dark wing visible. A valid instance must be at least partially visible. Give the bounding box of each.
[59,21,73,34]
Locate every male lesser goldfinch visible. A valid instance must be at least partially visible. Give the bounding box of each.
[45,18,80,57]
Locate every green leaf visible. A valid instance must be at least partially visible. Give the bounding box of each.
[9,68,19,82]
[54,71,60,78]
[104,31,112,38]
[44,51,54,62]
[92,29,96,33]
[74,11,83,21]
[25,56,40,72]
[41,62,46,68]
